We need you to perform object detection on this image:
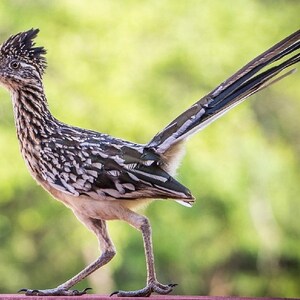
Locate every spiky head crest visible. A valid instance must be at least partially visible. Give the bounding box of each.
[0,28,47,75]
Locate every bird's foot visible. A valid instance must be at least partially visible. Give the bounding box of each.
[111,281,177,297]
[18,287,92,296]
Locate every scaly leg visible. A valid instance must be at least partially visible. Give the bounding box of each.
[112,210,176,297]
[19,217,116,296]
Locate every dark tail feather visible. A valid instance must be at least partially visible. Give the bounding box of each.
[148,30,300,154]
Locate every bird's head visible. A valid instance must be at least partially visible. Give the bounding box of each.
[0,28,46,91]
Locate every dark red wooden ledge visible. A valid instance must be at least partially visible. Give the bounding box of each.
[1,295,299,300]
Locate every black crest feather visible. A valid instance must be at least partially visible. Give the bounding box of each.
[0,28,47,74]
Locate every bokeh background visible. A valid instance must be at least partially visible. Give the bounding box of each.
[0,0,299,297]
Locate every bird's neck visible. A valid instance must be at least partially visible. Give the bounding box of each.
[11,81,58,162]
[12,82,53,131]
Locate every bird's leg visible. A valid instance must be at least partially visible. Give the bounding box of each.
[112,211,176,297]
[19,217,116,296]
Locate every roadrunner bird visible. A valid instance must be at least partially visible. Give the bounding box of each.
[0,28,299,297]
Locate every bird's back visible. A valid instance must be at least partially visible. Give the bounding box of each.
[31,121,194,206]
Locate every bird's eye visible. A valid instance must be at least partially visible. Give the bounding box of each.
[10,61,20,69]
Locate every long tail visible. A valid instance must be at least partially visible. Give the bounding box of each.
[147,29,300,154]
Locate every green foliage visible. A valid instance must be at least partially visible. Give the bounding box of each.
[0,0,299,296]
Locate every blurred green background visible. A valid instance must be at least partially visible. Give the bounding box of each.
[0,0,299,297]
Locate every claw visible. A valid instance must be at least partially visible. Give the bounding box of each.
[18,289,42,296]
[110,290,118,297]
[79,287,93,295]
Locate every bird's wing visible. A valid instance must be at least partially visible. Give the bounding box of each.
[40,132,194,205]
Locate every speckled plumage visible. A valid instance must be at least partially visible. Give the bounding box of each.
[1,30,194,209]
[0,28,299,297]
